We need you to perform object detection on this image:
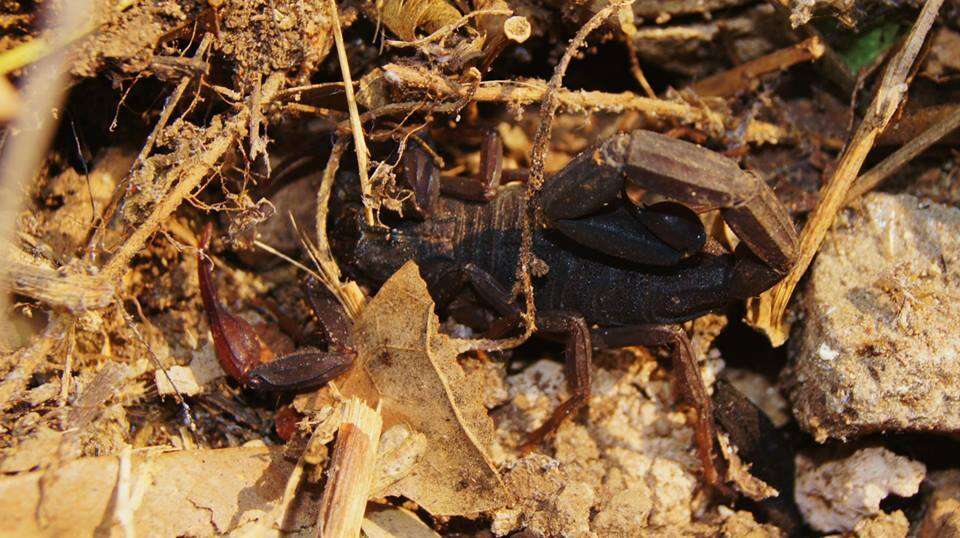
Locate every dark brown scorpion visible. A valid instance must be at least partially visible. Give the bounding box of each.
[199,129,798,489]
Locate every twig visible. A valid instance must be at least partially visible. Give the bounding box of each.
[379,63,789,140]
[691,36,825,97]
[747,0,944,345]
[90,34,212,253]
[0,0,91,350]
[487,1,632,354]
[317,398,383,538]
[624,36,656,98]
[845,104,960,204]
[329,0,375,227]
[98,73,283,286]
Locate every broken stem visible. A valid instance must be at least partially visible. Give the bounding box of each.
[317,398,383,538]
[845,104,960,204]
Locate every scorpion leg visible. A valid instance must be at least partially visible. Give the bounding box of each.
[591,323,725,490]
[423,260,521,323]
[520,312,592,453]
[421,263,594,451]
[401,130,503,218]
[198,226,354,391]
[439,129,503,202]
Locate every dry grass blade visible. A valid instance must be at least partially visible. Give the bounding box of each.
[746,0,945,345]
[329,0,375,227]
[845,104,960,204]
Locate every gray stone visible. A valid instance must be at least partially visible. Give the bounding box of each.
[789,193,960,442]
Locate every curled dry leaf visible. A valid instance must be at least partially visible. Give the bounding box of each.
[335,261,510,516]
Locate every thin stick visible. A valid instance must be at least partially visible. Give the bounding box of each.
[747,0,944,345]
[845,104,960,204]
[317,398,383,538]
[691,36,825,97]
[624,36,656,98]
[378,63,791,140]
[90,34,212,252]
[329,0,375,227]
[98,74,282,285]
[508,1,631,353]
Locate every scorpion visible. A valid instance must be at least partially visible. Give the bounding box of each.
[198,129,798,489]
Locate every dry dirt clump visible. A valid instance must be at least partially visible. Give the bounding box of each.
[485,348,781,536]
[789,193,960,441]
[795,447,925,533]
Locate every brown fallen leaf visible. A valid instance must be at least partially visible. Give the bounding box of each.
[333,261,510,516]
[0,446,321,536]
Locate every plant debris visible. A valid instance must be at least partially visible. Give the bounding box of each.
[2,0,960,535]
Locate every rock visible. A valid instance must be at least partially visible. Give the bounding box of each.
[790,193,960,441]
[795,447,925,533]
[917,470,960,538]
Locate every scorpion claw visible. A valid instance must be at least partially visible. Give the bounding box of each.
[541,130,797,277]
[553,206,685,266]
[198,224,355,391]
[246,348,356,391]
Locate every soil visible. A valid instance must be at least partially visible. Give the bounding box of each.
[2,0,960,536]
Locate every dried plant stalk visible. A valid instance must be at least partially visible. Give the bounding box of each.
[317,398,383,538]
[691,36,825,97]
[377,63,789,140]
[329,0,375,227]
[845,104,960,203]
[747,0,945,345]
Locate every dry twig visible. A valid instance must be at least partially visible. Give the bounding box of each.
[691,37,825,97]
[747,0,945,345]
[377,63,787,140]
[317,398,383,538]
[98,73,284,287]
[845,104,960,203]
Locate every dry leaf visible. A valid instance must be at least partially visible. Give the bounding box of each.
[363,504,441,538]
[0,446,320,535]
[339,261,510,516]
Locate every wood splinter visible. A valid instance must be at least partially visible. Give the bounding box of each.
[317,397,383,538]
